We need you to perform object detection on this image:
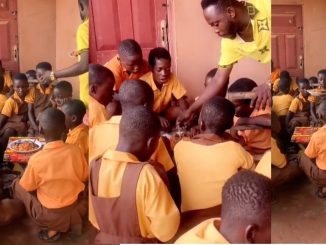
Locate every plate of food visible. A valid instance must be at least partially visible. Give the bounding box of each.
[307,88,326,96]
[8,139,43,154]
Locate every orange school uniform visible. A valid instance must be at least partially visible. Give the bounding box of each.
[2,71,13,94]
[271,137,286,168]
[140,72,187,113]
[89,150,180,242]
[88,95,109,128]
[174,134,254,212]
[272,94,293,117]
[255,150,271,178]
[19,140,88,209]
[89,115,174,172]
[104,55,150,91]
[66,123,89,161]
[175,218,229,244]
[288,93,316,113]
[0,94,8,112]
[305,125,326,170]
[271,68,281,84]
[273,78,298,94]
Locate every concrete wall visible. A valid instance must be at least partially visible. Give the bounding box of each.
[273,0,326,78]
[17,0,56,72]
[168,0,270,99]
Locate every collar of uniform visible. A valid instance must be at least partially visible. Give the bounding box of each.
[68,123,87,137]
[43,140,65,150]
[89,95,105,108]
[102,149,139,163]
[148,73,169,91]
[36,83,52,94]
[203,219,229,244]
[12,91,24,103]
[107,115,121,125]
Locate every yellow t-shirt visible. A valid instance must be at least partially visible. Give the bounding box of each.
[0,94,8,112]
[1,92,29,117]
[88,96,109,128]
[255,150,271,178]
[175,218,229,244]
[272,94,293,116]
[273,78,298,94]
[140,72,187,113]
[218,0,271,66]
[76,18,89,106]
[174,138,254,212]
[65,123,89,162]
[89,150,180,242]
[271,137,286,168]
[305,125,326,170]
[288,94,316,113]
[89,115,174,172]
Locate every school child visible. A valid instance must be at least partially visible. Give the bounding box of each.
[105,39,149,91]
[175,170,271,244]
[228,78,271,154]
[273,70,298,96]
[317,69,326,88]
[272,78,293,117]
[89,106,180,243]
[286,78,317,133]
[88,64,115,128]
[0,60,13,95]
[299,100,326,198]
[51,81,73,109]
[61,99,88,161]
[89,79,180,206]
[271,60,281,84]
[174,96,254,213]
[25,70,37,88]
[11,108,88,241]
[309,76,318,88]
[0,75,8,112]
[27,62,54,136]
[141,47,188,130]
[0,74,29,160]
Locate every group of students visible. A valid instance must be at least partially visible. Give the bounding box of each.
[87,38,272,243]
[0,60,89,241]
[271,63,326,198]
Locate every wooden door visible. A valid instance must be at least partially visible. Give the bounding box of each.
[272,5,304,79]
[89,0,168,64]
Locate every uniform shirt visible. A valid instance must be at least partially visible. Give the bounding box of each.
[66,123,89,161]
[288,93,316,113]
[140,72,187,113]
[175,218,229,244]
[88,95,109,128]
[0,94,8,112]
[271,137,286,168]
[89,150,180,242]
[219,0,271,66]
[305,124,326,170]
[271,68,281,84]
[2,71,13,93]
[19,140,88,209]
[174,137,254,212]
[25,83,53,103]
[1,92,31,117]
[272,94,293,116]
[89,115,174,172]
[255,150,271,178]
[237,107,271,150]
[273,78,298,94]
[76,18,89,106]
[105,55,150,91]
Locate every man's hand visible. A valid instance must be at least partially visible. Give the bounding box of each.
[159,116,170,131]
[176,108,193,125]
[250,83,271,110]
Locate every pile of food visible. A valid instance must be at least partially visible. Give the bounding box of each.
[10,140,40,152]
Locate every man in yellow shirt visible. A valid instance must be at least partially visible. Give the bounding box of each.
[179,0,271,124]
[61,99,88,161]
[174,97,254,212]
[89,106,180,243]
[42,0,89,106]
[299,100,326,198]
[175,170,271,244]
[141,47,188,130]
[88,64,115,128]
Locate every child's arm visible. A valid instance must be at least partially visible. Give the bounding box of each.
[0,114,8,129]
[27,104,38,131]
[310,102,318,122]
[286,111,294,129]
[236,114,271,127]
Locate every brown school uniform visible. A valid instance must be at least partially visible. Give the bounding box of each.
[13,140,88,232]
[0,92,29,135]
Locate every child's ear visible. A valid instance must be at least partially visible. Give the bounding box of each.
[226,6,236,19]
[90,84,97,94]
[72,115,78,123]
[146,136,158,156]
[245,224,258,244]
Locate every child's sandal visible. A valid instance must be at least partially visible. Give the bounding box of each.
[38,230,61,242]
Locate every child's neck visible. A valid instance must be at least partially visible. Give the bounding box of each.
[154,80,163,90]
[44,136,62,143]
[70,122,82,131]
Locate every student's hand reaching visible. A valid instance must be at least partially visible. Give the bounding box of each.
[177,108,193,125]
[159,116,170,131]
[250,82,271,110]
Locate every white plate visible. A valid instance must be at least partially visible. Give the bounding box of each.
[8,139,43,153]
[307,89,326,97]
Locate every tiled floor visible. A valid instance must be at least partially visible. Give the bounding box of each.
[272,176,326,243]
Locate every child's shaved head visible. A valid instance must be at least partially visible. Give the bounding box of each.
[53,81,73,107]
[221,170,271,243]
[279,77,290,94]
[119,79,154,109]
[200,96,235,135]
[39,108,66,140]
[61,99,86,126]
[118,39,142,59]
[118,106,160,161]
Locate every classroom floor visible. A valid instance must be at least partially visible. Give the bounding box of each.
[0,217,94,245]
[272,176,326,243]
